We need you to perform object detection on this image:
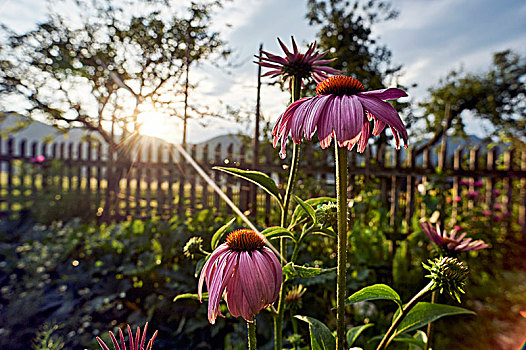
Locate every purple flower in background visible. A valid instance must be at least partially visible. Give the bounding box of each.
[96,323,157,350]
[256,36,340,85]
[420,221,489,252]
[198,229,282,324]
[459,179,469,186]
[493,189,501,196]
[482,210,491,217]
[466,190,479,198]
[473,180,484,187]
[494,203,503,211]
[272,75,408,158]
[30,155,45,163]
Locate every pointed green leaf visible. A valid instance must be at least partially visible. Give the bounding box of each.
[369,334,425,349]
[194,257,206,278]
[211,217,236,250]
[213,167,282,207]
[173,292,208,302]
[293,195,317,224]
[347,323,374,346]
[346,284,402,309]
[261,226,296,241]
[290,197,335,225]
[395,302,476,336]
[283,262,336,282]
[295,315,336,350]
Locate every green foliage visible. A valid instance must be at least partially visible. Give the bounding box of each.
[394,302,475,336]
[345,284,402,309]
[295,315,336,350]
[346,323,374,347]
[213,166,283,207]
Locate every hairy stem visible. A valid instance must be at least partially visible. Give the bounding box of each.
[425,290,438,350]
[248,320,257,350]
[335,145,348,350]
[376,281,435,350]
[274,76,302,350]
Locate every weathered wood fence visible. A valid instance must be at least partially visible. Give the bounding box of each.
[0,136,525,236]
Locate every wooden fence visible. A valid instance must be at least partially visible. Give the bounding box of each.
[0,136,525,237]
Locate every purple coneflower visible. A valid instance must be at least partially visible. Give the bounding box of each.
[272,75,408,158]
[96,323,157,350]
[198,229,282,324]
[420,221,489,252]
[256,36,340,85]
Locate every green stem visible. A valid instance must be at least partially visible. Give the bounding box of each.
[425,290,437,350]
[274,76,302,350]
[248,320,257,350]
[376,281,435,350]
[335,145,348,350]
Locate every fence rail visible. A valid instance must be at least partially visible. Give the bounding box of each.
[1,136,525,236]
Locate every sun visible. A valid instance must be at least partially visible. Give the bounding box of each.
[137,110,175,139]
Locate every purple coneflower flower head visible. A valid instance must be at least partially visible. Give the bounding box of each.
[420,221,489,252]
[96,323,157,350]
[198,229,282,324]
[256,36,340,86]
[272,75,408,158]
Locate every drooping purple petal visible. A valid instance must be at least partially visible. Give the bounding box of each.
[97,337,111,350]
[357,95,408,145]
[359,88,407,100]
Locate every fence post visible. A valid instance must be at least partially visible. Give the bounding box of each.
[189,144,197,214]
[226,143,234,215]
[6,139,14,214]
[520,151,526,237]
[452,146,463,223]
[485,147,498,209]
[405,147,416,228]
[157,144,164,219]
[213,143,222,214]
[202,144,209,211]
[177,144,187,218]
[503,150,514,233]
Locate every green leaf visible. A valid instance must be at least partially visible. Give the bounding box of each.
[347,323,374,346]
[283,262,336,282]
[173,292,207,302]
[211,217,236,250]
[261,226,296,241]
[290,197,335,225]
[295,315,336,350]
[369,334,425,349]
[293,195,317,224]
[194,257,206,278]
[395,302,476,336]
[213,167,282,207]
[345,284,402,309]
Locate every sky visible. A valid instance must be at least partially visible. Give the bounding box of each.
[1,0,526,144]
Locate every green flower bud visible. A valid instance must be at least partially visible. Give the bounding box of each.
[183,236,204,260]
[316,202,337,229]
[423,256,469,302]
[284,284,307,310]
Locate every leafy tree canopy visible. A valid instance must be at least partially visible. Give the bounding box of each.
[418,50,526,149]
[0,0,228,147]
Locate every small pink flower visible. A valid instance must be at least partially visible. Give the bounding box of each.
[273,75,408,158]
[453,196,462,202]
[96,323,157,350]
[446,197,452,204]
[492,190,501,196]
[198,229,282,324]
[30,155,45,163]
[420,221,489,252]
[482,210,491,217]
[453,225,463,232]
[473,180,484,187]
[494,204,503,211]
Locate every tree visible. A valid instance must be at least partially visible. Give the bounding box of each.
[306,0,412,150]
[417,50,526,152]
[306,0,403,90]
[0,0,227,149]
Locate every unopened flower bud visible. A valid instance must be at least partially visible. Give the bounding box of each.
[423,257,469,302]
[284,284,306,310]
[316,202,337,229]
[183,236,204,260]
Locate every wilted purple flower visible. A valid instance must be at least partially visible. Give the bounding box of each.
[420,221,489,252]
[198,229,282,324]
[256,36,340,85]
[272,75,408,158]
[96,323,157,350]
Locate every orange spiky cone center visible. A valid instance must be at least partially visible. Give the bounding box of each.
[316,75,364,96]
[226,229,265,251]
